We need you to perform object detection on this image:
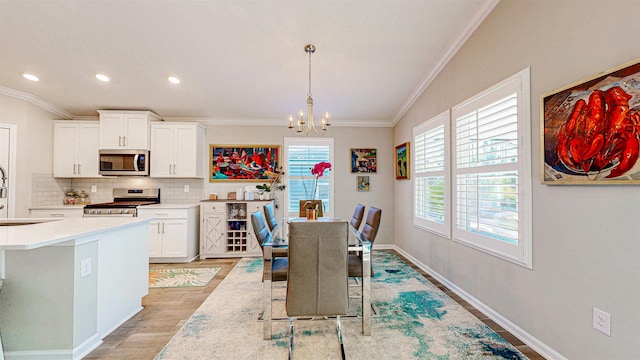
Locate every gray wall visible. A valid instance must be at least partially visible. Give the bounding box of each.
[393,0,640,359]
[202,124,395,246]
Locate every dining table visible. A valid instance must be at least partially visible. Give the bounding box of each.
[262,217,372,339]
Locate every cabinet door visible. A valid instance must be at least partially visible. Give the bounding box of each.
[123,114,149,149]
[148,220,163,257]
[150,124,174,177]
[161,219,188,257]
[99,113,124,149]
[202,213,225,255]
[53,123,78,177]
[75,123,100,177]
[173,125,197,177]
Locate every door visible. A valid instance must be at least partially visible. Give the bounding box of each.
[0,124,16,219]
[161,219,188,257]
[148,220,162,257]
[150,124,174,177]
[123,114,149,149]
[174,125,197,177]
[76,123,100,177]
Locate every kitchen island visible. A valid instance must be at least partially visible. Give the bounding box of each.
[0,217,151,360]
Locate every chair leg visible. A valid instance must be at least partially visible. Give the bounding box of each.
[288,319,294,360]
[336,315,346,360]
[263,277,272,340]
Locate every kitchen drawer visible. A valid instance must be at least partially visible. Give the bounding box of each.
[201,203,224,214]
[137,208,188,219]
[30,208,84,218]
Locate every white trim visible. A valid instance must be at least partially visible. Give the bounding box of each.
[3,332,101,360]
[164,117,394,128]
[391,245,568,360]
[0,86,74,119]
[0,123,17,219]
[392,0,501,125]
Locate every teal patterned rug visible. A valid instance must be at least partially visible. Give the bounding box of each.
[156,251,528,359]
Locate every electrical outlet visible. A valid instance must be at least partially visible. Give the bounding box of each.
[80,258,92,278]
[593,307,611,336]
[91,185,97,193]
[184,185,189,192]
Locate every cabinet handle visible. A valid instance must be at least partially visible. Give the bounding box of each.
[162,222,165,233]
[172,164,176,174]
[155,213,169,217]
[77,163,81,174]
[169,164,172,174]
[157,222,161,234]
[123,136,127,146]
[118,136,122,147]
[73,163,77,175]
[50,213,64,217]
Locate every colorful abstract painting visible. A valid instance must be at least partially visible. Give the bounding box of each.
[210,145,281,182]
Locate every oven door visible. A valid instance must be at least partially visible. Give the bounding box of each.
[99,150,149,176]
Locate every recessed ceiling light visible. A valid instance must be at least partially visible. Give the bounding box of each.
[23,73,39,81]
[96,74,110,82]
[168,76,180,84]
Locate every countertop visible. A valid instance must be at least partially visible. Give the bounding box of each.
[29,205,85,210]
[29,204,199,210]
[138,204,199,209]
[0,217,152,250]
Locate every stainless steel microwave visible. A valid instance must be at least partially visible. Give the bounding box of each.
[99,149,149,176]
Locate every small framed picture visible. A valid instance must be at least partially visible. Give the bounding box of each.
[357,175,370,191]
[351,148,377,173]
[395,142,410,180]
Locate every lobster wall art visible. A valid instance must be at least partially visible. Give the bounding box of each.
[542,59,640,184]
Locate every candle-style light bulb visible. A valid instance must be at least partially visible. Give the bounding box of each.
[288,115,293,129]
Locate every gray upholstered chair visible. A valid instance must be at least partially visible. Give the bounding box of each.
[298,200,324,217]
[348,207,381,278]
[252,209,287,258]
[350,203,366,230]
[285,221,350,359]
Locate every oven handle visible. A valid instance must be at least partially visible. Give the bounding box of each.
[83,214,136,218]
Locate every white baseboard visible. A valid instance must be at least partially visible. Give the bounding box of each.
[390,245,567,360]
[4,333,101,360]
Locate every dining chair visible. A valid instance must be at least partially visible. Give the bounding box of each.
[350,203,365,230]
[348,207,381,278]
[286,221,350,360]
[263,202,278,231]
[298,200,324,217]
[253,210,289,340]
[252,208,287,258]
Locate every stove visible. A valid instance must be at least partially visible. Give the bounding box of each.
[83,188,160,217]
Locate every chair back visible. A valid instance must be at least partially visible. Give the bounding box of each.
[250,210,270,247]
[360,207,382,244]
[263,202,278,231]
[286,221,349,317]
[350,204,365,230]
[298,200,324,217]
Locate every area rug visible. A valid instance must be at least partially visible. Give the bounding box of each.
[148,267,221,288]
[155,251,528,359]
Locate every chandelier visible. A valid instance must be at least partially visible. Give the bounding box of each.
[288,44,330,136]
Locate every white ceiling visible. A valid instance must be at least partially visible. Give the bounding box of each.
[0,0,497,126]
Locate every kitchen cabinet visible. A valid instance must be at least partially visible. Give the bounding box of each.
[97,110,161,150]
[137,205,199,263]
[200,200,271,258]
[30,206,84,218]
[52,121,100,178]
[150,122,204,178]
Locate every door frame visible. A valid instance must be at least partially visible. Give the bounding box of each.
[0,123,17,218]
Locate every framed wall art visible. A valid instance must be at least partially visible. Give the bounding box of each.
[209,144,281,182]
[357,175,370,191]
[351,148,377,173]
[542,58,640,184]
[395,142,410,180]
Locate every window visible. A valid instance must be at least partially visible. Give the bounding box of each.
[283,137,334,218]
[413,110,450,238]
[451,68,532,268]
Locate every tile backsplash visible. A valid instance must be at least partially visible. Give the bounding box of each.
[32,173,204,206]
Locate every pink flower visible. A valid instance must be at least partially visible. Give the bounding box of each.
[311,161,332,177]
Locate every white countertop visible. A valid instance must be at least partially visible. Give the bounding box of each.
[29,205,85,210]
[0,217,152,250]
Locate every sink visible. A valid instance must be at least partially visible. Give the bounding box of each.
[0,219,61,226]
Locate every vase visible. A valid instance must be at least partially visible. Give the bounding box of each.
[306,209,318,220]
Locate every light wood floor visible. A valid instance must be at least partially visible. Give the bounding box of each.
[85,251,544,359]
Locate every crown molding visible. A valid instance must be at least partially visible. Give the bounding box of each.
[162,117,394,128]
[391,0,500,126]
[0,86,74,119]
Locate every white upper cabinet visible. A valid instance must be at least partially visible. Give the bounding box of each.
[98,110,161,149]
[150,122,204,178]
[53,121,100,178]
